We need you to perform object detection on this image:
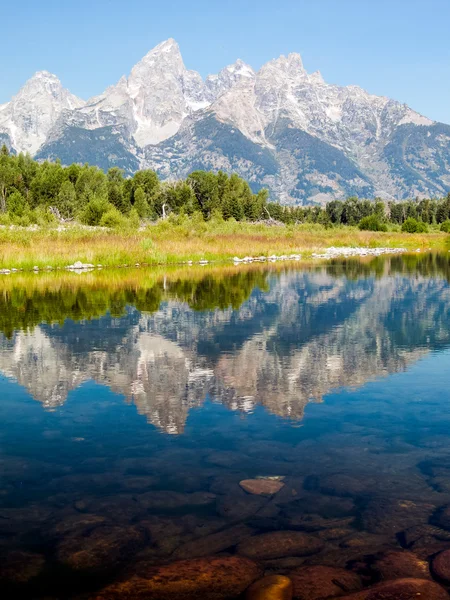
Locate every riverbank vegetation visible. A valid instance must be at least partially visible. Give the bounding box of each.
[0,145,449,269]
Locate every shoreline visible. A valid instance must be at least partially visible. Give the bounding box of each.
[0,246,418,276]
[0,223,446,274]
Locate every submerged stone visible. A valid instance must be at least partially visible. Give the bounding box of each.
[216,493,267,521]
[432,548,450,582]
[289,565,362,600]
[94,555,262,600]
[57,525,146,574]
[337,577,449,599]
[171,523,255,559]
[246,575,293,600]
[361,497,435,536]
[0,551,46,584]
[240,479,285,496]
[371,550,431,580]
[236,531,323,560]
[138,490,216,510]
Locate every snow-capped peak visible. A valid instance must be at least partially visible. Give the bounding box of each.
[226,59,255,78]
[0,71,84,154]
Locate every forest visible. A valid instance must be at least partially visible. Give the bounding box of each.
[1,145,450,232]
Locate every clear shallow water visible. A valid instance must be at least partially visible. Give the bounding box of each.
[1,255,450,598]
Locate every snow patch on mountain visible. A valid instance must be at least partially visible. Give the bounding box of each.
[2,38,447,203]
[0,71,84,154]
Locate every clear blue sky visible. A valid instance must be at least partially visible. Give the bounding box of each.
[3,0,450,123]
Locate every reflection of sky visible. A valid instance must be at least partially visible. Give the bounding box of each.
[0,271,450,435]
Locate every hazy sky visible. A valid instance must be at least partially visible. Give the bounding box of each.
[3,0,450,123]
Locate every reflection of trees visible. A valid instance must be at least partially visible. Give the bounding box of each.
[325,253,450,282]
[1,256,450,433]
[0,271,268,338]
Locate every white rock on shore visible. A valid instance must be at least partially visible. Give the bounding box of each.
[65,261,95,271]
[312,247,406,259]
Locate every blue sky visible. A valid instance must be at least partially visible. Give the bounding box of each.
[3,0,450,123]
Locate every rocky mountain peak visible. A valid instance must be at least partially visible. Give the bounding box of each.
[4,39,449,204]
[0,70,84,154]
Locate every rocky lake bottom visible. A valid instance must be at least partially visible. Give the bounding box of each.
[1,255,450,599]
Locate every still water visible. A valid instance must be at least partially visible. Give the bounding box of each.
[1,255,450,599]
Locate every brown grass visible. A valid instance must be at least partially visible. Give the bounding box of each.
[0,220,447,271]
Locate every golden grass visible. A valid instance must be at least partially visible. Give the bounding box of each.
[0,220,447,270]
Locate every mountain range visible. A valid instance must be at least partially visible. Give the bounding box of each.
[1,39,449,204]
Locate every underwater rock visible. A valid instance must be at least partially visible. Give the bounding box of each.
[402,524,450,546]
[75,494,147,522]
[361,497,435,536]
[138,490,216,510]
[371,550,431,580]
[410,535,450,559]
[57,525,146,575]
[240,479,285,496]
[337,578,449,599]
[0,551,46,584]
[432,548,450,582]
[245,575,293,600]
[216,493,267,521]
[94,555,262,600]
[0,504,53,535]
[319,474,375,497]
[171,523,255,559]
[44,512,107,540]
[436,504,450,530]
[304,548,388,569]
[263,557,308,570]
[178,515,229,538]
[138,516,186,540]
[209,473,249,495]
[288,493,355,518]
[339,532,393,549]
[289,565,362,600]
[317,527,355,541]
[236,531,323,560]
[280,510,355,533]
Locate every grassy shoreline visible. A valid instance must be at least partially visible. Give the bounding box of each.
[0,221,448,271]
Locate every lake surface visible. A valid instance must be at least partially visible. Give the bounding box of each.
[1,254,450,599]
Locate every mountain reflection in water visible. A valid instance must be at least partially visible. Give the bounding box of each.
[0,256,449,433]
[1,255,450,599]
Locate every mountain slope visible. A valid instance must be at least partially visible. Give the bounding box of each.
[2,40,450,203]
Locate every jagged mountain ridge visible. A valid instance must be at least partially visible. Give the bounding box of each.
[1,39,449,203]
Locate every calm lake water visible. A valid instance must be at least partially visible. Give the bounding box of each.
[1,254,450,599]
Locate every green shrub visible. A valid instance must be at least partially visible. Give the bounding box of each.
[401,217,428,233]
[441,220,450,233]
[80,196,110,226]
[100,205,125,228]
[358,215,388,232]
[32,206,57,227]
[128,208,141,229]
[7,191,28,217]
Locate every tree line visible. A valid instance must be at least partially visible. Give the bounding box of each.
[1,145,449,229]
[0,145,269,226]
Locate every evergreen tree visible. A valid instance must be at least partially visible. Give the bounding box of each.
[133,186,149,218]
[187,171,220,218]
[7,190,28,217]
